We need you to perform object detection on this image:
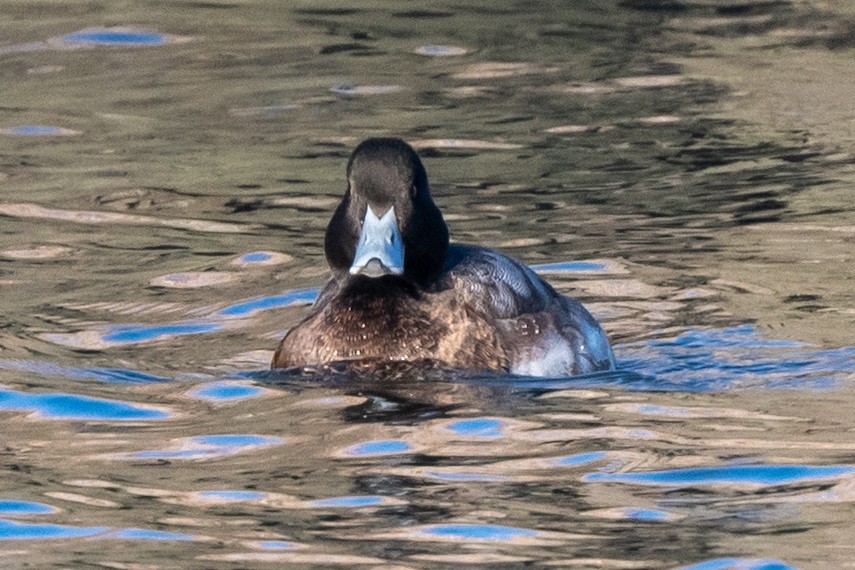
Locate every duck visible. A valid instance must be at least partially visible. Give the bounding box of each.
[271,137,615,377]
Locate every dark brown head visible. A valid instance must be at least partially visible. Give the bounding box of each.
[324,138,449,286]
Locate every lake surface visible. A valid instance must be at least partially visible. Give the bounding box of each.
[1,1,854,568]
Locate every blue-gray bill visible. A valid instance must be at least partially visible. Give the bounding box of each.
[349,206,405,277]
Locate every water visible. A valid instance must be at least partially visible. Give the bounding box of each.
[1,1,854,568]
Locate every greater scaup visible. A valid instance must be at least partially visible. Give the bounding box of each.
[272,138,615,376]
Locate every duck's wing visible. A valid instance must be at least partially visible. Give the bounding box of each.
[442,244,615,375]
[441,244,554,318]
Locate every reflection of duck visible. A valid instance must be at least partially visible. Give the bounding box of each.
[272,138,615,376]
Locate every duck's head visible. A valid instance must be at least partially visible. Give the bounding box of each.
[325,138,449,286]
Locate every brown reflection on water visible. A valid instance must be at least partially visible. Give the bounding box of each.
[1,0,855,568]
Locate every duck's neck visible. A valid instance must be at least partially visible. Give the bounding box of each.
[339,274,422,302]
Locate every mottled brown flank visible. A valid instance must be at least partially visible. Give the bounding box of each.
[272,278,510,371]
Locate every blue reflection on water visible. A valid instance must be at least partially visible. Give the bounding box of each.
[422,524,538,541]
[60,29,169,46]
[84,287,319,347]
[238,252,273,263]
[88,367,171,383]
[584,464,855,486]
[1,126,69,136]
[415,45,467,56]
[256,540,296,550]
[0,501,55,516]
[0,360,171,384]
[677,558,798,570]
[197,434,274,447]
[345,440,412,457]
[197,490,267,503]
[0,519,106,540]
[531,260,607,272]
[448,418,503,437]
[621,508,673,521]
[0,519,195,542]
[308,496,384,508]
[103,323,223,344]
[0,28,176,57]
[0,387,168,421]
[189,382,264,401]
[130,434,283,460]
[554,451,609,467]
[111,528,194,541]
[217,288,318,318]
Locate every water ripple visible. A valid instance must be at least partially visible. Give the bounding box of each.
[618,324,855,391]
[414,45,468,56]
[0,501,55,516]
[102,322,224,344]
[421,471,512,482]
[38,287,318,350]
[584,464,855,487]
[446,417,504,438]
[0,27,186,56]
[231,251,294,267]
[675,558,798,570]
[187,381,267,402]
[341,439,413,457]
[109,528,194,541]
[0,519,106,540]
[252,540,299,550]
[59,28,172,47]
[0,126,80,136]
[194,490,268,503]
[420,523,538,542]
[532,259,629,275]
[552,451,610,467]
[102,434,284,461]
[217,288,318,318]
[0,386,170,421]
[307,496,387,508]
[0,360,170,384]
[0,519,197,542]
[331,84,403,95]
[0,202,254,234]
